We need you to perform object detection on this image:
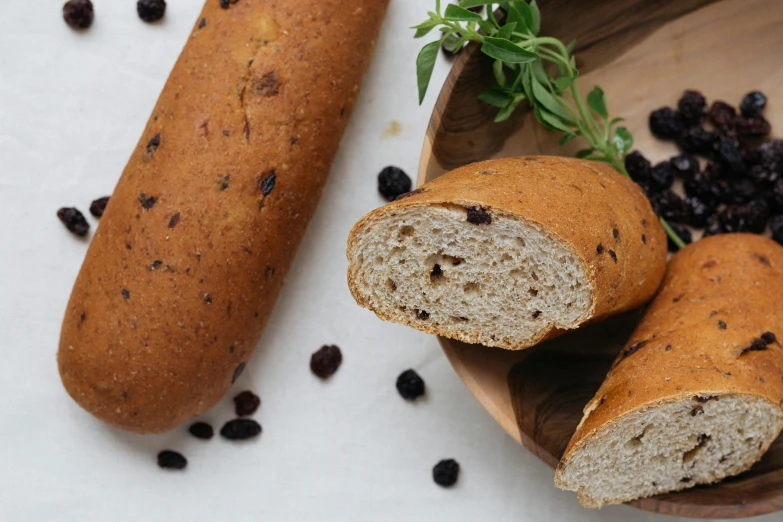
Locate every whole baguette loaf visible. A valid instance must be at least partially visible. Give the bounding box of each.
[346,156,667,350]
[58,0,389,433]
[556,234,783,507]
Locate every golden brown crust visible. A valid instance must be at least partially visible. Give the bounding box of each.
[559,234,783,476]
[58,0,389,433]
[347,156,668,349]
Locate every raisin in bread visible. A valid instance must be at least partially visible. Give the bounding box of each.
[346,156,667,350]
[556,234,783,507]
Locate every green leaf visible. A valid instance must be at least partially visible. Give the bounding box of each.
[477,19,495,33]
[478,87,513,108]
[495,94,525,123]
[553,76,573,91]
[576,148,595,159]
[444,4,484,21]
[609,116,625,126]
[531,77,573,124]
[459,0,496,7]
[496,21,517,40]
[481,37,538,63]
[492,59,506,87]
[586,86,608,119]
[535,106,572,133]
[514,2,536,35]
[416,40,441,104]
[506,4,528,33]
[412,19,439,39]
[613,126,634,155]
[521,67,534,102]
[559,131,579,146]
[529,0,541,35]
[531,59,550,87]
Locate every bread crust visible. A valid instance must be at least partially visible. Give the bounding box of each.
[347,156,667,349]
[58,0,389,433]
[557,234,783,505]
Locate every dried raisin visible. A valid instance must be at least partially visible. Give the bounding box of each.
[677,90,706,125]
[466,207,491,225]
[157,450,187,470]
[685,197,716,229]
[708,101,737,130]
[650,162,675,192]
[624,150,652,183]
[649,107,684,140]
[735,116,771,138]
[378,166,412,202]
[652,191,688,223]
[396,369,425,400]
[233,391,261,417]
[220,419,262,440]
[57,207,90,237]
[310,345,342,378]
[63,0,94,30]
[667,223,691,252]
[89,196,110,217]
[677,127,716,156]
[669,154,699,180]
[432,459,460,487]
[137,0,166,22]
[188,422,214,440]
[740,91,767,117]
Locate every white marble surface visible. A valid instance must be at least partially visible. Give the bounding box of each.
[0,1,775,521]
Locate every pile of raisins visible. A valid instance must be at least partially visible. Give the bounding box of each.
[633,90,782,250]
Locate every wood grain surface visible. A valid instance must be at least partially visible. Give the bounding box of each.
[418,0,783,517]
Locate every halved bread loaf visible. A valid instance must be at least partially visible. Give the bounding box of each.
[346,156,667,350]
[555,234,783,507]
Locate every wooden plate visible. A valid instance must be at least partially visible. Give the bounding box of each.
[416,0,783,517]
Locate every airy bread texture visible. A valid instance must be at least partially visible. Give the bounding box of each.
[346,157,667,350]
[58,0,389,433]
[556,234,783,507]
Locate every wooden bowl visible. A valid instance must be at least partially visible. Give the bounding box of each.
[416,0,783,518]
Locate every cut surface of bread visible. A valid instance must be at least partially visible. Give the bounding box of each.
[346,157,667,351]
[556,394,783,508]
[348,204,593,349]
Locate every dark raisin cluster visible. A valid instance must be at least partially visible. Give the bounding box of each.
[63,0,94,30]
[378,166,412,202]
[396,369,425,400]
[137,0,166,22]
[640,90,781,251]
[310,345,343,378]
[432,459,460,487]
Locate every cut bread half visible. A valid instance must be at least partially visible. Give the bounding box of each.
[556,393,783,507]
[556,234,783,506]
[346,156,667,350]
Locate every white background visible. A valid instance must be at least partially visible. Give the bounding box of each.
[0,1,775,521]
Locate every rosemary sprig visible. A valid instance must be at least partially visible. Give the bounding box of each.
[413,0,685,249]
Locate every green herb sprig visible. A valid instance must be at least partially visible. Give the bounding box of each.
[413,0,685,249]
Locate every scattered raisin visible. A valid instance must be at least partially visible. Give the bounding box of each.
[685,197,715,228]
[713,138,745,174]
[668,223,691,252]
[89,196,110,217]
[138,193,156,209]
[466,207,491,225]
[220,419,262,440]
[652,191,688,223]
[596,244,605,254]
[677,90,707,125]
[625,150,652,183]
[57,207,90,236]
[735,116,771,138]
[137,0,166,22]
[762,332,777,344]
[719,201,769,234]
[432,459,460,487]
[157,450,187,470]
[198,17,207,29]
[708,101,737,130]
[677,127,716,156]
[649,107,684,140]
[741,338,769,355]
[690,405,704,416]
[740,91,767,117]
[417,309,431,320]
[396,369,425,400]
[608,250,617,262]
[310,345,342,379]
[650,161,675,191]
[259,170,276,196]
[63,0,94,30]
[394,188,425,201]
[203,293,212,304]
[377,166,412,202]
[121,288,130,300]
[703,216,724,238]
[669,154,699,180]
[149,260,163,271]
[717,320,727,330]
[188,422,214,440]
[168,212,181,228]
[233,391,261,417]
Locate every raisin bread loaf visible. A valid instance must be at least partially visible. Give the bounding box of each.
[556,234,783,507]
[58,0,389,433]
[346,156,667,350]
